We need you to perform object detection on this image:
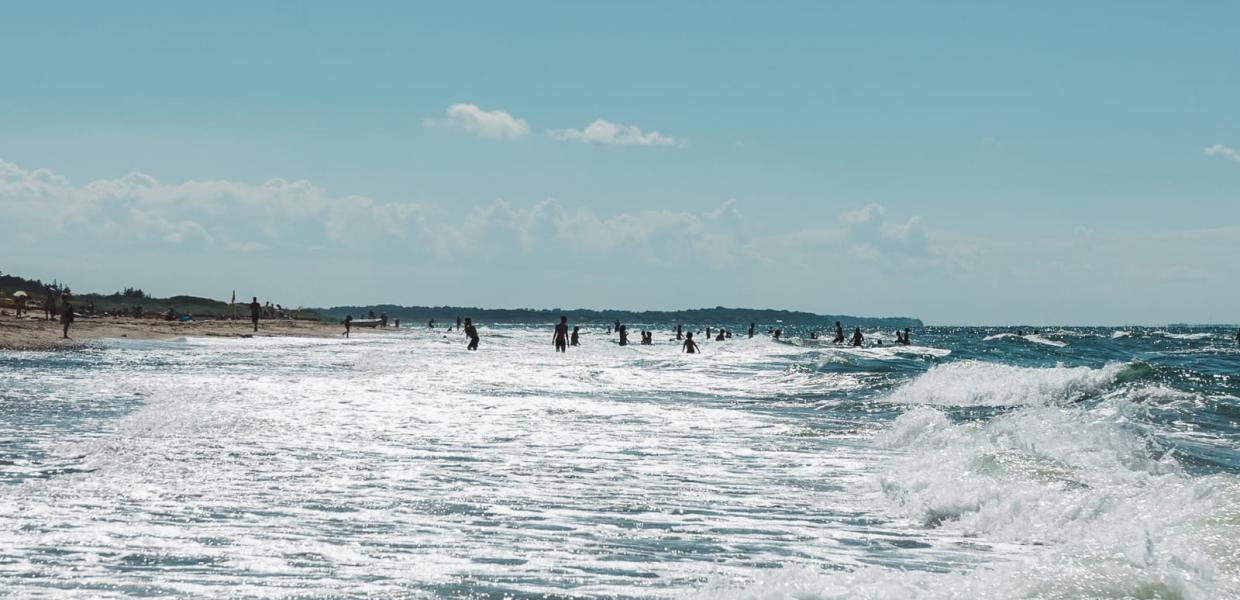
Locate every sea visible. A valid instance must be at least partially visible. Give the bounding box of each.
[1,324,1238,598]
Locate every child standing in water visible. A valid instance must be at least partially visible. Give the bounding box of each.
[571,326,580,346]
[464,318,479,351]
[682,332,700,354]
[553,316,569,352]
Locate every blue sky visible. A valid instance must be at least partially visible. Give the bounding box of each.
[2,2,1238,324]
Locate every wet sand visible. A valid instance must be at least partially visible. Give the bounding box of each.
[0,315,354,350]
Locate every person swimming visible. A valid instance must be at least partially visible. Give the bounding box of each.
[682,331,700,354]
[833,321,845,343]
[850,327,864,347]
[464,318,479,350]
[571,326,580,346]
[553,316,569,353]
[618,325,629,346]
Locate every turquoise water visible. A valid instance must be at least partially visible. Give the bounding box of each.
[1,325,1239,598]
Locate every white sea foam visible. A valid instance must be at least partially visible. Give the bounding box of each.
[982,332,1067,347]
[886,360,1126,406]
[1111,330,1132,339]
[700,399,1240,599]
[1154,331,1214,340]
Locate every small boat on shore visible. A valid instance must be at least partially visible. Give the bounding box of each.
[349,319,383,328]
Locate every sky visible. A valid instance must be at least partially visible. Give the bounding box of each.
[1,1,1238,325]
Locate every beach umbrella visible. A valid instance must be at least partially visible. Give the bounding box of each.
[12,290,28,297]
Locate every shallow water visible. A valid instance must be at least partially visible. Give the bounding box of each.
[2,325,1239,598]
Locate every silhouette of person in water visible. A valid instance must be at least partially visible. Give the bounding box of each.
[456,315,462,331]
[60,299,74,338]
[683,331,700,354]
[618,325,629,346]
[554,316,569,352]
[773,328,782,340]
[810,331,818,340]
[834,321,844,343]
[428,319,435,329]
[850,327,864,347]
[614,320,621,335]
[706,327,712,339]
[343,315,352,337]
[676,324,683,340]
[1236,328,1239,345]
[249,297,261,332]
[464,318,479,350]
[571,326,580,346]
[748,323,755,338]
[901,327,911,346]
[715,329,725,341]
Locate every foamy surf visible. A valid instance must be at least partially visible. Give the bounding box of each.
[1,325,1236,597]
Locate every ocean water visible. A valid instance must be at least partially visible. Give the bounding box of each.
[1,325,1239,598]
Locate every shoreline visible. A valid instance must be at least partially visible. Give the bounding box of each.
[0,315,355,351]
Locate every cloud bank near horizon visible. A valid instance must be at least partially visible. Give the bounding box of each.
[1,159,1235,324]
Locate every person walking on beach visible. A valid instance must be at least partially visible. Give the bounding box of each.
[833,321,845,343]
[14,293,27,318]
[343,315,352,337]
[249,297,261,332]
[44,287,55,321]
[60,299,74,338]
[850,327,864,347]
[553,316,569,352]
[464,318,479,351]
[682,332,700,354]
[571,326,580,347]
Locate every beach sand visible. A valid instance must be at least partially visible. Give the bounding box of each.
[0,315,353,350]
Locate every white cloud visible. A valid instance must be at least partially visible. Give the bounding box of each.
[549,119,676,146]
[424,103,530,140]
[1205,143,1240,163]
[839,203,930,260]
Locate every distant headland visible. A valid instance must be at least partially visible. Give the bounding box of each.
[315,305,923,329]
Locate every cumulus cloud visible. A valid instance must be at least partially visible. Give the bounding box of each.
[1205,143,1240,163]
[0,159,755,273]
[549,119,676,146]
[839,203,930,261]
[424,103,530,140]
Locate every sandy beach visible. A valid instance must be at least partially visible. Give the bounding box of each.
[0,315,352,350]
